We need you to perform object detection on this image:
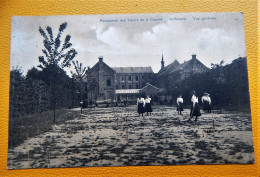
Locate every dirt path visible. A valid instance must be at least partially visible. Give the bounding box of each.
[8,106,255,169]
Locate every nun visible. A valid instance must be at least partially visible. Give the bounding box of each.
[189,91,201,121]
[137,96,145,117]
[176,94,184,115]
[145,95,152,116]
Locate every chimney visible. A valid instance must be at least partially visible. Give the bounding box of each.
[192,54,196,60]
[99,56,103,62]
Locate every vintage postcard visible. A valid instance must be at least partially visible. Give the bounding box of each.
[8,12,254,169]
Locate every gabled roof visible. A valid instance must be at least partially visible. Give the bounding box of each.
[112,67,154,74]
[169,58,209,74]
[158,57,209,76]
[158,60,180,76]
[88,61,116,74]
[141,83,159,90]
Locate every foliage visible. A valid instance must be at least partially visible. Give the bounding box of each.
[37,22,77,122]
[166,57,250,110]
[38,22,77,69]
[71,60,87,102]
[9,66,78,118]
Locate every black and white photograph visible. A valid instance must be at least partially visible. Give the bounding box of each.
[8,12,255,169]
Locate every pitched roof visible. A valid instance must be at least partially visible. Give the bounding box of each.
[158,60,180,76]
[88,61,116,74]
[141,83,159,90]
[112,67,154,74]
[169,58,208,74]
[158,58,209,76]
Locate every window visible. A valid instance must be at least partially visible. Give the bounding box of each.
[116,85,118,89]
[135,76,138,81]
[106,78,111,86]
[121,77,125,82]
[135,84,139,89]
[129,85,132,89]
[128,76,132,81]
[142,76,145,80]
[122,85,125,89]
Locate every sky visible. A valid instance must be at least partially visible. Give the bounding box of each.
[10,12,246,75]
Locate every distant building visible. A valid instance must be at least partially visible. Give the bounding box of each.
[156,54,209,87]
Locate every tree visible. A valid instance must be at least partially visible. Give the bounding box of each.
[211,60,226,69]
[9,66,26,118]
[71,60,87,103]
[38,22,77,123]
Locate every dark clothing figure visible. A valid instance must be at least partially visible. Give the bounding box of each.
[190,94,201,121]
[145,103,152,114]
[177,102,184,115]
[190,102,201,117]
[176,97,184,115]
[201,94,212,113]
[137,97,145,117]
[203,101,211,113]
[145,97,152,116]
[137,103,144,116]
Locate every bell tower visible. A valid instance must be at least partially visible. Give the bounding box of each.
[161,54,164,70]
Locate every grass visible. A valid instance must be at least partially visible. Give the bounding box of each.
[8,108,81,148]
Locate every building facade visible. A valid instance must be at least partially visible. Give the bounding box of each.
[86,55,209,102]
[113,67,154,89]
[87,57,155,102]
[87,57,116,101]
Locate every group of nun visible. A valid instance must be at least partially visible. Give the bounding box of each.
[137,91,212,121]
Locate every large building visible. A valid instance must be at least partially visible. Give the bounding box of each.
[113,67,154,89]
[86,55,209,102]
[86,57,156,102]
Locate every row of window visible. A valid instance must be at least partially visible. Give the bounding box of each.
[116,84,139,89]
[106,75,151,87]
[121,75,139,82]
[120,75,150,82]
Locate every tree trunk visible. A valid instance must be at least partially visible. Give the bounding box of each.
[52,65,56,123]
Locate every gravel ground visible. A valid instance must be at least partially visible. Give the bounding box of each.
[8,105,255,169]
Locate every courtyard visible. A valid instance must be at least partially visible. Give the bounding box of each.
[8,105,254,169]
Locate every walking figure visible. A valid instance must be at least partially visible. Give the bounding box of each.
[176,94,184,115]
[189,91,201,121]
[137,96,145,117]
[145,95,152,116]
[202,92,212,113]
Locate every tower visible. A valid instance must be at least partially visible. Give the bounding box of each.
[161,54,164,70]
